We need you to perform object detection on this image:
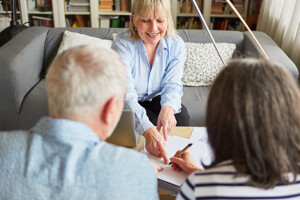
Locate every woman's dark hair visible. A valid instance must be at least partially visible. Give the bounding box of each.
[206,58,300,189]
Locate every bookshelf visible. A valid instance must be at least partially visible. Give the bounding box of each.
[2,0,249,30]
[172,0,249,30]
[21,0,59,27]
[55,0,131,28]
[0,0,22,31]
[210,0,249,30]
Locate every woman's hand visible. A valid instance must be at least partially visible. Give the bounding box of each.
[144,127,169,164]
[157,106,177,141]
[170,151,201,174]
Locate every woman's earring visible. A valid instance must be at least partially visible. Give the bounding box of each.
[135,28,137,31]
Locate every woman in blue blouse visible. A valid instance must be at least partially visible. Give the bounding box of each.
[112,0,189,163]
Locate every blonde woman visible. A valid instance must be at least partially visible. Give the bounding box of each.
[112,0,190,163]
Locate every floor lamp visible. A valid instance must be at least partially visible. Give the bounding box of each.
[191,0,269,63]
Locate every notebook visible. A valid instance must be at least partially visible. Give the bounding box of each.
[106,110,136,148]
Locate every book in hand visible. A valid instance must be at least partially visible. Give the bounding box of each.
[143,128,214,196]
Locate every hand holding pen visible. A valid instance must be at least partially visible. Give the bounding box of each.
[169,143,201,174]
[169,143,193,165]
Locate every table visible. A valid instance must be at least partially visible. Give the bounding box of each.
[133,126,195,152]
[134,126,196,199]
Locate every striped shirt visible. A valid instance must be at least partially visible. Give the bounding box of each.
[177,160,300,200]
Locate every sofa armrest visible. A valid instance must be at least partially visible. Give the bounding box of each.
[0,27,49,130]
[243,31,299,79]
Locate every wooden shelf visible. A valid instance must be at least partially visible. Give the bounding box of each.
[0,11,20,14]
[211,14,245,18]
[99,11,131,16]
[177,13,200,17]
[65,12,90,15]
[27,10,53,15]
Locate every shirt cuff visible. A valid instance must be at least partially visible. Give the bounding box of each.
[135,117,154,136]
[161,102,181,114]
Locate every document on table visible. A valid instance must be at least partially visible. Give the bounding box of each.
[143,127,214,187]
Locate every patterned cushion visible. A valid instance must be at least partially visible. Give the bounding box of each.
[57,31,113,55]
[182,43,236,86]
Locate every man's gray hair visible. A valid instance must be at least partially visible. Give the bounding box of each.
[46,45,126,118]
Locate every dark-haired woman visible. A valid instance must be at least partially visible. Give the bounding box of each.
[170,58,300,199]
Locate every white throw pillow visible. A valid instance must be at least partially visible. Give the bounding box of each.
[182,43,236,86]
[56,31,113,55]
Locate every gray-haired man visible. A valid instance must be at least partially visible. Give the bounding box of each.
[0,45,159,199]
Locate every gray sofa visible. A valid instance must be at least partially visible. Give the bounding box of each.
[0,27,298,131]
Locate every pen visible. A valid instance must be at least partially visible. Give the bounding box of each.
[169,143,193,165]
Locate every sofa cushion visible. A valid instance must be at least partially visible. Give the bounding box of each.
[56,31,113,55]
[182,42,236,86]
[42,28,127,78]
[182,86,211,126]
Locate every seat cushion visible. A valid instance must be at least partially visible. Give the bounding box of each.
[182,86,211,126]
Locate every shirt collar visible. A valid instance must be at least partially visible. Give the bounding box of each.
[31,117,100,143]
[138,36,168,55]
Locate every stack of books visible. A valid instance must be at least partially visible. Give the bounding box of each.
[177,0,200,14]
[66,0,90,12]
[99,0,114,11]
[211,0,226,14]
[211,0,245,15]
[232,0,245,15]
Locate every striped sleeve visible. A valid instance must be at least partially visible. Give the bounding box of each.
[176,173,196,200]
[176,161,300,200]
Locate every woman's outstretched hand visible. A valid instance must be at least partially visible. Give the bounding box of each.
[144,127,169,164]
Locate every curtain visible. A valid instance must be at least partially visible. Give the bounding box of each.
[257,0,300,71]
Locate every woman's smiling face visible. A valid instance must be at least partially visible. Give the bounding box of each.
[134,12,168,47]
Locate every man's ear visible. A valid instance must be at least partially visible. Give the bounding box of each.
[101,96,118,126]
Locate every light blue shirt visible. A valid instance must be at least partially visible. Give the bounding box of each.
[112,32,187,135]
[0,117,158,200]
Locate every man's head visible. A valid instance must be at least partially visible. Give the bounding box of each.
[46,45,126,140]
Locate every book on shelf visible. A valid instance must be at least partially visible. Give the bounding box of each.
[65,15,90,27]
[120,0,130,12]
[99,16,129,28]
[113,0,120,11]
[0,15,11,32]
[177,17,202,29]
[27,0,36,11]
[211,17,243,30]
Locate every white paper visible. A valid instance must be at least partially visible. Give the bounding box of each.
[144,132,214,186]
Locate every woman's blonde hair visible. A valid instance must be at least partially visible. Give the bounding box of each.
[129,0,175,40]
